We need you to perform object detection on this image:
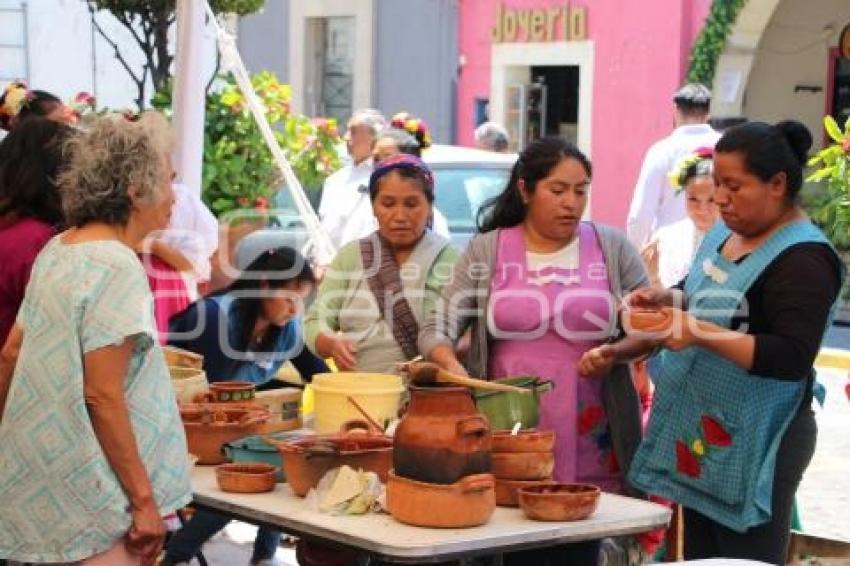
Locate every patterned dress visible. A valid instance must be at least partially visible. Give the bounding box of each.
[0,238,192,563]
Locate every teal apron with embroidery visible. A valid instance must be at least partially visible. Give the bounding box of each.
[628,221,839,532]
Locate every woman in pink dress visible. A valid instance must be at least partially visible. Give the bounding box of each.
[0,117,73,344]
[420,137,650,565]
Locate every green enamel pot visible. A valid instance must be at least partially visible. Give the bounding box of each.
[473,376,554,431]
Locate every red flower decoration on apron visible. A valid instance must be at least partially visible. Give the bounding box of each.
[676,440,702,478]
[701,415,732,446]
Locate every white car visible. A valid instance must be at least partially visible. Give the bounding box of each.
[237,144,516,267]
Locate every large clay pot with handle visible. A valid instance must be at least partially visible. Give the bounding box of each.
[393,386,491,484]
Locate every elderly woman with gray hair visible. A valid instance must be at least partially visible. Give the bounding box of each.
[474,121,510,153]
[0,113,192,565]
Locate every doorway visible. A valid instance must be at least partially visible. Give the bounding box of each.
[531,65,580,142]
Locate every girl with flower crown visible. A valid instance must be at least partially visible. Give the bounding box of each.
[0,81,76,131]
[641,147,719,287]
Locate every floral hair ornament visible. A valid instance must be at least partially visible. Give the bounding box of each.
[368,153,435,198]
[668,146,714,193]
[69,92,97,121]
[0,81,32,130]
[391,111,432,150]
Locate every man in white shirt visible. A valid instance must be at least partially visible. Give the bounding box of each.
[319,109,386,251]
[626,84,721,248]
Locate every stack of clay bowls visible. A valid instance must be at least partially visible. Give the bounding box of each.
[491,429,556,507]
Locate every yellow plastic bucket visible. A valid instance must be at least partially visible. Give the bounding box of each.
[310,373,405,434]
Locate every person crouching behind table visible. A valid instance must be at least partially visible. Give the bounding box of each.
[609,120,844,564]
[163,245,328,566]
[0,113,192,565]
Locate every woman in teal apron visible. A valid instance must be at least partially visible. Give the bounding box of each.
[616,120,843,563]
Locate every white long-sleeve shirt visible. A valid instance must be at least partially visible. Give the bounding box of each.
[626,124,720,248]
[318,158,450,256]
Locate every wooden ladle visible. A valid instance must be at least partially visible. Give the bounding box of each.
[402,361,529,394]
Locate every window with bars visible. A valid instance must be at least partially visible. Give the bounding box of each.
[0,2,28,87]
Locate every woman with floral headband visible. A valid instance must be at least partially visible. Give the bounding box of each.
[305,154,458,374]
[0,81,76,131]
[641,147,719,287]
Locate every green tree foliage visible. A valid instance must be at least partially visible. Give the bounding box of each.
[86,0,264,109]
[687,0,747,87]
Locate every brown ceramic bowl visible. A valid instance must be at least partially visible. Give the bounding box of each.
[491,430,555,453]
[180,403,270,465]
[494,477,556,507]
[273,434,394,497]
[386,470,495,528]
[491,451,555,480]
[622,309,673,334]
[215,462,277,493]
[518,483,600,521]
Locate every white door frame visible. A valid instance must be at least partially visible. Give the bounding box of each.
[289,0,375,118]
[490,41,595,157]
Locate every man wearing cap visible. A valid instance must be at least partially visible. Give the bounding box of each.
[626,83,721,248]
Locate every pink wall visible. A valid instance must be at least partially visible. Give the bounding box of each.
[457,0,712,228]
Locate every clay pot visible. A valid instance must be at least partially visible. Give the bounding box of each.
[393,386,491,484]
[491,451,555,480]
[518,483,601,522]
[491,430,555,453]
[494,478,556,507]
[203,381,257,403]
[273,434,393,497]
[622,309,674,334]
[386,470,496,528]
[215,462,277,493]
[180,403,270,465]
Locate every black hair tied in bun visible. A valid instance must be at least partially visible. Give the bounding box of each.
[716,119,813,201]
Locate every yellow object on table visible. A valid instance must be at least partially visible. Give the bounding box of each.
[301,384,315,416]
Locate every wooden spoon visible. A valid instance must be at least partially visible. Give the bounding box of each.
[404,361,529,394]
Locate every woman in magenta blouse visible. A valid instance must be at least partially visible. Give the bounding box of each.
[0,117,72,343]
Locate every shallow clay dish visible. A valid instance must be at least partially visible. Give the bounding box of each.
[180,403,270,465]
[216,462,277,493]
[491,451,555,480]
[623,309,673,334]
[386,470,495,528]
[491,429,555,453]
[495,477,556,507]
[518,483,600,521]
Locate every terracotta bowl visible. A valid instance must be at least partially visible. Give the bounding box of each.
[491,451,555,480]
[215,462,277,493]
[272,434,394,497]
[386,470,495,528]
[180,403,271,465]
[518,483,601,522]
[207,381,257,403]
[622,309,674,334]
[491,430,555,453]
[494,477,556,507]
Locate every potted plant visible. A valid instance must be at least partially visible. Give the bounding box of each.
[805,115,850,318]
[152,70,341,224]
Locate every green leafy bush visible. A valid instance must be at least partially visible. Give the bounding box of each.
[153,71,341,219]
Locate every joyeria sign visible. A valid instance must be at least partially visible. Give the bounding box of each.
[491,2,588,43]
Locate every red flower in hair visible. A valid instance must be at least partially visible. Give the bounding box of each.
[694,146,714,159]
[701,415,732,447]
[676,440,702,478]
